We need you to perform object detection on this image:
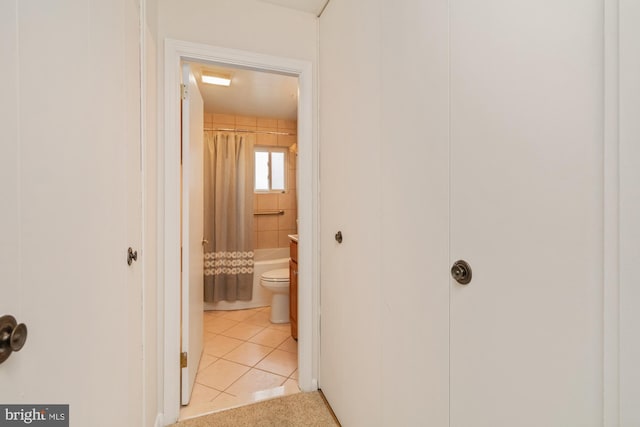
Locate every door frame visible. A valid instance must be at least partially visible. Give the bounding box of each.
[161,38,319,423]
[604,0,620,424]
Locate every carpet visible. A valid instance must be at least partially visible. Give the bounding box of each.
[171,391,341,427]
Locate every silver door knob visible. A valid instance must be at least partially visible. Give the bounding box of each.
[0,315,28,365]
[451,260,472,285]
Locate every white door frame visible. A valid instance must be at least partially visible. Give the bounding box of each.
[162,38,319,424]
[603,1,620,425]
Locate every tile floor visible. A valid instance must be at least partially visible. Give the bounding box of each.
[179,306,300,421]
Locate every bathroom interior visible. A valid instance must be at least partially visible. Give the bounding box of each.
[180,62,300,420]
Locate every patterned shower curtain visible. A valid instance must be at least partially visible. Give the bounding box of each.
[203,132,255,302]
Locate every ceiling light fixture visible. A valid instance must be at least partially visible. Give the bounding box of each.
[202,73,231,86]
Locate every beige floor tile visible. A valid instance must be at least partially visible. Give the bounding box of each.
[220,322,265,341]
[248,328,290,348]
[225,368,287,397]
[220,308,261,322]
[189,383,222,405]
[268,322,291,333]
[203,333,244,358]
[223,342,274,367]
[277,336,298,354]
[178,400,220,421]
[181,305,300,419]
[282,378,301,395]
[197,359,250,391]
[255,349,298,377]
[203,310,227,318]
[243,310,273,327]
[197,354,218,372]
[204,317,238,334]
[207,392,254,413]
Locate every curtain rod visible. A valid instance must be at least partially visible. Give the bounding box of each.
[204,128,296,136]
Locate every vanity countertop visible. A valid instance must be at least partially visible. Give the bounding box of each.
[288,234,299,243]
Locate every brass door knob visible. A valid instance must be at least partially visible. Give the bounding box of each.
[0,315,28,365]
[451,260,472,285]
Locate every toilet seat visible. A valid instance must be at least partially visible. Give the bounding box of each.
[261,268,289,282]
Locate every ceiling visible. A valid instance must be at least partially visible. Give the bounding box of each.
[258,0,329,16]
[188,62,299,121]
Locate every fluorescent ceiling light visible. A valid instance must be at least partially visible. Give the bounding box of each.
[202,73,231,86]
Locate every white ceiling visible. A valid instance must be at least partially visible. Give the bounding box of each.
[188,63,299,121]
[258,0,329,16]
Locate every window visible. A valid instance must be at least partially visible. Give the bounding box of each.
[254,146,287,192]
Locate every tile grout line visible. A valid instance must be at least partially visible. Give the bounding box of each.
[183,307,300,418]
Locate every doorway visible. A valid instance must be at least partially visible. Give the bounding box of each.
[181,61,300,419]
[162,40,319,424]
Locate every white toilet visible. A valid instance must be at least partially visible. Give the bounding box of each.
[260,268,290,323]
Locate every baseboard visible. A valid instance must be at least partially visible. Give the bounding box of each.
[318,389,342,426]
[154,413,163,427]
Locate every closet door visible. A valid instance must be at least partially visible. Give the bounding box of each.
[318,1,384,425]
[449,1,604,426]
[0,1,143,425]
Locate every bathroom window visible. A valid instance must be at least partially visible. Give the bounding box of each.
[254,146,287,193]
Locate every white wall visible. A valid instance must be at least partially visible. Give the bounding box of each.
[619,0,640,424]
[158,0,317,61]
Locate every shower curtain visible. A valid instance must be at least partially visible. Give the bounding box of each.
[203,132,255,302]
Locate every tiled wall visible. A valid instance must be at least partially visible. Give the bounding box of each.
[204,112,298,250]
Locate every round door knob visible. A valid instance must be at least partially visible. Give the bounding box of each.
[451,260,472,285]
[0,315,27,365]
[10,323,27,352]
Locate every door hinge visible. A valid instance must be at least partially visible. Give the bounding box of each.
[180,352,188,368]
[180,83,188,100]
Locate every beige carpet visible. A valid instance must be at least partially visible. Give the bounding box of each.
[171,391,340,427]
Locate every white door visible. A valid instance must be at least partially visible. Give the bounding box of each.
[181,63,204,405]
[449,1,604,425]
[318,1,383,424]
[0,1,143,425]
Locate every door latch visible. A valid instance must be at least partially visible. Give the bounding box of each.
[127,247,138,266]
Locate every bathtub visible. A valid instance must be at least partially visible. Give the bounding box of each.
[204,247,290,311]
